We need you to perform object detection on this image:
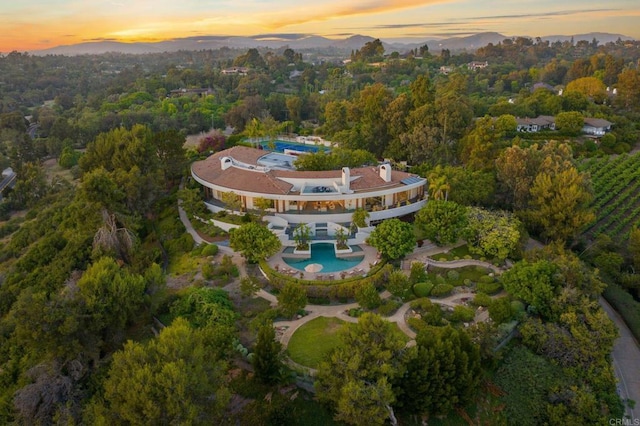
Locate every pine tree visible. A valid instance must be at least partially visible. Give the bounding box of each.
[252,322,283,385]
[396,326,481,416]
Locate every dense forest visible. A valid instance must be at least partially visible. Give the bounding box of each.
[0,36,639,424]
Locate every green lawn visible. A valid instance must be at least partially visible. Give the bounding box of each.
[287,317,346,368]
[432,244,473,261]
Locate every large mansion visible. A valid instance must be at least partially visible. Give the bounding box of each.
[191,146,427,234]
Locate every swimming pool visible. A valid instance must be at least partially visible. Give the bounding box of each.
[259,140,322,154]
[283,243,364,273]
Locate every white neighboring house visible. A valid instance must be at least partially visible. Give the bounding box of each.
[467,61,488,70]
[515,115,556,132]
[514,115,613,137]
[582,118,613,136]
[191,146,428,231]
[221,67,248,75]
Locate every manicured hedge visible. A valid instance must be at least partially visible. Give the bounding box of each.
[413,281,434,297]
[603,283,640,343]
[476,281,503,295]
[259,260,391,300]
[201,243,219,256]
[449,305,475,322]
[471,292,492,307]
[430,283,454,297]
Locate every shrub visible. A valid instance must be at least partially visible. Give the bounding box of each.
[430,283,454,297]
[240,276,260,298]
[348,308,363,317]
[165,233,195,256]
[410,298,444,326]
[472,292,492,307]
[386,270,411,298]
[377,299,401,317]
[413,281,434,298]
[450,305,475,322]
[411,297,434,310]
[308,296,331,305]
[355,282,382,310]
[489,297,513,324]
[447,270,460,281]
[201,244,219,257]
[511,300,526,315]
[476,281,502,295]
[202,262,215,280]
[407,317,429,333]
[435,274,446,285]
[409,262,427,284]
[479,275,495,284]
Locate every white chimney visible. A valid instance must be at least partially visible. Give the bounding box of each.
[341,167,350,189]
[221,157,233,170]
[379,164,391,182]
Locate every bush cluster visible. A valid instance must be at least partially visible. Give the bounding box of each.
[430,283,454,297]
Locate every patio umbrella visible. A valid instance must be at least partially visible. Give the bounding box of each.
[304,263,323,273]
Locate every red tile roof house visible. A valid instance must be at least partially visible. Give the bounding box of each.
[191,146,427,244]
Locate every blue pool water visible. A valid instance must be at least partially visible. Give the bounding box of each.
[259,140,322,154]
[283,243,364,273]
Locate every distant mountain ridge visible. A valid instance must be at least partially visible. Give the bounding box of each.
[29,32,635,56]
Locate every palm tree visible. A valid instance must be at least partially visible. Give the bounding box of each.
[428,174,450,201]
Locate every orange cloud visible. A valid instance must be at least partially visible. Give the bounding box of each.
[263,0,456,29]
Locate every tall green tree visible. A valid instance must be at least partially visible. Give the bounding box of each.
[459,115,504,171]
[526,167,594,243]
[395,326,481,416]
[277,282,307,318]
[500,260,560,319]
[425,165,495,206]
[415,200,467,245]
[555,111,584,136]
[229,222,281,263]
[77,257,146,338]
[316,313,406,426]
[152,129,187,183]
[367,219,415,260]
[252,322,285,385]
[88,318,232,425]
[464,207,524,261]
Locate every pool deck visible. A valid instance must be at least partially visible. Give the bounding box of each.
[267,244,380,280]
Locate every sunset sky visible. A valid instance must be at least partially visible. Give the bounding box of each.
[1,0,639,52]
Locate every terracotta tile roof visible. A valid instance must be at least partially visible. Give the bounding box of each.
[192,148,293,195]
[348,167,413,191]
[215,145,267,164]
[191,147,422,195]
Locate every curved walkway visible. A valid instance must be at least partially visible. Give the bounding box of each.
[178,205,490,346]
[180,207,640,415]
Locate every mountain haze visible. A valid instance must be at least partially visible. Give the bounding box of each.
[29,32,635,56]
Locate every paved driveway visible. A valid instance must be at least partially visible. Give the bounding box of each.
[600,297,640,421]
